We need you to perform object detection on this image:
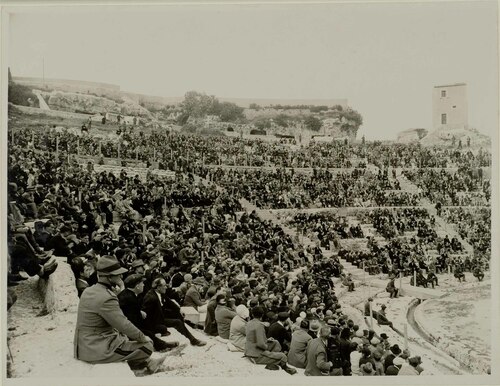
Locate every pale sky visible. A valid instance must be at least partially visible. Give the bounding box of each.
[6,1,499,139]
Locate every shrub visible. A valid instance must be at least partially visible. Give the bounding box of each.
[250,129,266,135]
[8,81,39,107]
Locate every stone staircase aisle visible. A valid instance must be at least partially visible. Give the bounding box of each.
[395,169,474,255]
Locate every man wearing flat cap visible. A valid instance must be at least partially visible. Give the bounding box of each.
[74,255,168,374]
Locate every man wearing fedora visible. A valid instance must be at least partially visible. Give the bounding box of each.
[304,326,333,376]
[287,319,312,369]
[214,294,237,340]
[74,255,168,374]
[384,343,402,372]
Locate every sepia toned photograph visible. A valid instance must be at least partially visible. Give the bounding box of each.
[1,1,498,385]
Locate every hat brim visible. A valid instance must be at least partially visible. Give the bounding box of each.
[99,267,128,276]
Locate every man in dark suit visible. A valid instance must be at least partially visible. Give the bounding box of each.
[142,277,206,347]
[267,311,292,352]
[118,274,179,352]
[46,225,74,258]
[384,344,402,372]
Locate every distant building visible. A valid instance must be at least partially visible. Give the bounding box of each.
[432,83,468,130]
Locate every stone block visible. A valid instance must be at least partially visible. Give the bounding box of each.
[180,306,200,325]
[38,256,79,314]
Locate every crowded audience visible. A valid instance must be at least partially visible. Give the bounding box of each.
[7,124,492,377]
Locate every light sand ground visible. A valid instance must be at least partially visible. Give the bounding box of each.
[7,271,490,379]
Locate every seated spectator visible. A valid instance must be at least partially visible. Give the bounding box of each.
[46,225,74,258]
[214,294,237,340]
[72,234,90,257]
[34,220,53,248]
[304,326,332,376]
[74,255,167,374]
[37,198,58,217]
[473,265,485,281]
[287,319,312,369]
[410,269,428,287]
[372,350,385,375]
[70,256,94,297]
[130,259,145,275]
[267,311,292,353]
[360,362,375,376]
[204,288,219,336]
[9,238,58,280]
[142,277,206,347]
[384,344,402,372]
[349,342,362,376]
[342,273,355,292]
[337,327,352,375]
[359,346,374,369]
[386,356,405,375]
[379,333,390,351]
[9,218,49,258]
[176,273,193,303]
[398,356,422,376]
[426,270,439,288]
[244,306,296,374]
[376,304,393,328]
[326,325,343,375]
[118,274,179,352]
[386,277,399,298]
[183,277,207,312]
[308,320,321,339]
[228,304,249,352]
[454,264,466,282]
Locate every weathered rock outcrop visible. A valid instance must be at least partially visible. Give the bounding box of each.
[397,128,428,143]
[420,126,490,147]
[42,91,152,117]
